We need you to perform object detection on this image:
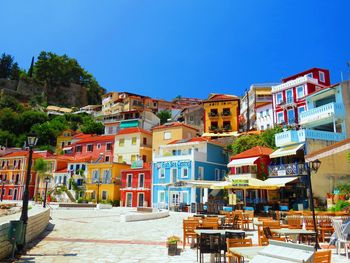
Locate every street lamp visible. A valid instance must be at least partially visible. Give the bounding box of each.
[43,176,50,208]
[306,158,321,251]
[19,133,38,249]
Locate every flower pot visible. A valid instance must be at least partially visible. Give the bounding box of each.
[168,243,177,256]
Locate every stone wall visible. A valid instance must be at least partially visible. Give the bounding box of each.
[0,208,50,260]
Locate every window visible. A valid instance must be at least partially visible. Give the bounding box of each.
[159,168,165,178]
[118,155,123,163]
[182,167,188,178]
[131,155,137,162]
[87,144,93,152]
[82,164,86,171]
[221,170,226,177]
[102,169,111,183]
[164,132,172,140]
[277,112,284,124]
[102,191,108,200]
[70,164,74,171]
[171,168,177,183]
[105,156,110,162]
[142,155,147,162]
[138,173,144,188]
[198,167,204,180]
[106,143,112,151]
[260,111,263,118]
[76,145,82,153]
[306,73,313,78]
[127,174,132,187]
[215,169,220,181]
[132,137,137,145]
[159,191,165,203]
[92,170,100,183]
[296,85,304,99]
[319,71,325,82]
[261,125,264,130]
[267,124,271,129]
[286,89,293,103]
[143,137,147,145]
[8,189,13,195]
[119,139,125,146]
[298,106,305,120]
[97,144,101,149]
[266,109,269,116]
[276,93,283,104]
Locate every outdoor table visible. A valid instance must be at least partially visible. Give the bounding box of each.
[229,246,264,260]
[271,228,316,244]
[194,229,254,236]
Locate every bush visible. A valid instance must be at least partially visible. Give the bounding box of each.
[329,200,350,212]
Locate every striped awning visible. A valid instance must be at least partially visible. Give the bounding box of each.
[227,157,259,168]
[269,144,304,159]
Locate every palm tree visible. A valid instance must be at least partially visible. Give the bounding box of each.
[33,158,52,202]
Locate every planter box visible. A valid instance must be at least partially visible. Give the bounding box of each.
[168,243,177,256]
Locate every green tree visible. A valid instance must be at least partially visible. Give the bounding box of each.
[0,130,16,147]
[0,96,24,112]
[18,110,48,134]
[230,135,265,155]
[157,110,172,124]
[0,108,20,134]
[260,126,283,149]
[81,118,104,134]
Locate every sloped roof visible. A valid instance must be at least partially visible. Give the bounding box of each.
[151,122,199,131]
[305,138,350,162]
[168,137,209,145]
[205,94,239,102]
[116,127,152,136]
[75,135,115,144]
[1,151,49,159]
[231,146,274,160]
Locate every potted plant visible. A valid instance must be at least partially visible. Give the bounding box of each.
[166,235,180,256]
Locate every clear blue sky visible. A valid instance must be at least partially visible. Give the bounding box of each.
[1,1,350,100]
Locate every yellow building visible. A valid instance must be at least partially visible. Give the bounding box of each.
[56,129,75,152]
[202,94,240,137]
[85,162,130,203]
[151,122,199,154]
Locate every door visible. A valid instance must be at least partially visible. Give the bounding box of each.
[287,109,295,124]
[138,193,144,207]
[171,192,180,206]
[126,193,133,207]
[13,189,17,200]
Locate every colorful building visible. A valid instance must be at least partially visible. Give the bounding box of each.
[256,102,274,131]
[152,137,228,210]
[179,105,204,134]
[85,162,130,203]
[272,68,330,126]
[152,122,199,154]
[202,94,240,137]
[56,129,75,152]
[120,161,152,207]
[0,151,48,201]
[114,127,152,164]
[240,84,275,131]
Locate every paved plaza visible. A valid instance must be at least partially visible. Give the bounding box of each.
[12,207,349,263]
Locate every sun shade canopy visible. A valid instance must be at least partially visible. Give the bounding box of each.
[227,157,259,168]
[269,144,304,159]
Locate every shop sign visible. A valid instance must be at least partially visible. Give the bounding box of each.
[131,160,143,169]
[174,181,187,187]
[232,179,249,186]
[277,170,287,176]
[156,160,191,169]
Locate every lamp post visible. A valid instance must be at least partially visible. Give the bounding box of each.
[43,176,50,208]
[306,159,321,251]
[19,133,38,249]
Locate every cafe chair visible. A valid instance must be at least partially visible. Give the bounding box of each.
[314,250,331,263]
[221,231,245,261]
[226,238,252,263]
[183,219,199,248]
[198,233,221,263]
[332,219,350,258]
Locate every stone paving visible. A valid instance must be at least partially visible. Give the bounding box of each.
[12,207,350,262]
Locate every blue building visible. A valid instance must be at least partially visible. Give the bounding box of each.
[152,138,228,210]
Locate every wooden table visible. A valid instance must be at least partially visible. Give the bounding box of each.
[229,246,264,260]
[194,229,254,236]
[271,228,316,244]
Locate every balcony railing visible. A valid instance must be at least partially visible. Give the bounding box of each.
[272,76,318,93]
[209,112,219,119]
[221,112,231,117]
[268,163,307,177]
[275,129,347,147]
[299,102,345,126]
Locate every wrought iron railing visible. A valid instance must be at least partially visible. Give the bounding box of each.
[268,163,307,176]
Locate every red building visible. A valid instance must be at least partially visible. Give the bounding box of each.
[0,151,50,201]
[228,146,273,180]
[272,68,330,126]
[68,135,115,163]
[120,162,152,207]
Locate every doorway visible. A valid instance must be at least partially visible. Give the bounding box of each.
[138,193,144,207]
[126,192,133,207]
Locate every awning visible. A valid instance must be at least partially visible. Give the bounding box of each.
[167,180,214,188]
[269,144,304,159]
[305,138,350,162]
[120,120,139,128]
[62,147,72,151]
[210,175,278,190]
[264,177,298,187]
[227,157,259,168]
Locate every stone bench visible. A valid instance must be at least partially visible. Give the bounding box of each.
[136,207,154,213]
[58,203,96,208]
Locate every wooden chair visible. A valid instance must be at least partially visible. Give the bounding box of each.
[318,217,333,243]
[263,220,281,229]
[183,219,199,248]
[200,218,219,230]
[226,238,252,263]
[258,226,269,246]
[314,250,331,263]
[286,216,302,229]
[245,210,255,230]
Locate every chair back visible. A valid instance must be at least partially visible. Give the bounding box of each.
[199,233,221,253]
[263,220,281,229]
[314,250,331,263]
[225,231,245,239]
[332,219,346,240]
[262,226,273,239]
[183,219,199,233]
[201,219,219,230]
[286,216,302,229]
[226,237,252,252]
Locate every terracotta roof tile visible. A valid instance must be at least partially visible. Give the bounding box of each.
[74,135,115,144]
[116,127,152,136]
[168,137,209,144]
[205,94,239,102]
[151,122,199,131]
[231,146,273,159]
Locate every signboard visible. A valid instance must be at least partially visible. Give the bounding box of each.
[174,181,186,187]
[232,179,249,187]
[131,160,143,169]
[277,170,287,176]
[155,160,191,169]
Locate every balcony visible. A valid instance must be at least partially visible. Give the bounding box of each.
[221,111,231,118]
[275,129,347,147]
[299,102,345,127]
[268,163,307,177]
[272,76,318,93]
[208,112,219,119]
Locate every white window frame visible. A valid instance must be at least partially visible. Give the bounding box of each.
[181,167,189,178]
[102,169,111,184]
[158,168,165,179]
[306,73,313,78]
[277,112,284,124]
[298,106,306,120]
[319,71,325,82]
[92,169,100,183]
[158,191,165,203]
[126,192,133,207]
[296,85,305,99]
[127,173,132,188]
[101,190,108,200]
[163,131,172,140]
[261,125,264,131]
[286,89,293,103]
[138,173,144,188]
[266,109,269,116]
[198,166,204,180]
[276,92,283,104]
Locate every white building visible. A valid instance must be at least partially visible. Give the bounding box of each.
[256,102,274,131]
